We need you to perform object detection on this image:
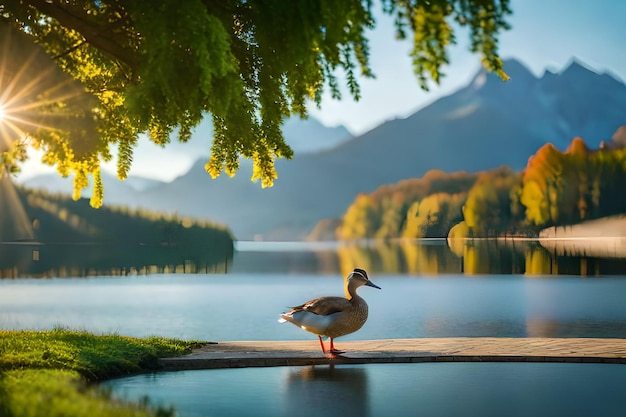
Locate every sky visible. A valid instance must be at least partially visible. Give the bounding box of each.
[14,0,626,182]
[309,0,626,135]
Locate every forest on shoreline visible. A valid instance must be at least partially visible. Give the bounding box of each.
[320,137,626,240]
[0,186,234,277]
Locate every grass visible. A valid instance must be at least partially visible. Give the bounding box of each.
[0,328,208,417]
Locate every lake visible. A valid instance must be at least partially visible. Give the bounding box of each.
[105,363,626,417]
[3,239,626,340]
[3,238,626,416]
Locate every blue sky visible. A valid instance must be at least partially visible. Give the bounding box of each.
[16,0,626,181]
[310,0,626,135]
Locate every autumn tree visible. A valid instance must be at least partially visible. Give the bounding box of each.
[375,191,407,238]
[588,146,626,218]
[0,0,511,206]
[402,200,421,238]
[336,193,378,239]
[463,175,498,235]
[520,138,626,229]
[401,192,464,238]
[562,137,590,223]
[463,166,521,236]
[521,143,563,226]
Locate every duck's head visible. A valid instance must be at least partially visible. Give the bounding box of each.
[348,268,381,290]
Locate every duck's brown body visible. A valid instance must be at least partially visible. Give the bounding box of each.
[279,268,380,357]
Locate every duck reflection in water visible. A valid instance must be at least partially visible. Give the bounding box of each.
[282,365,370,417]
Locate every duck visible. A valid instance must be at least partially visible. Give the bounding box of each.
[279,268,381,357]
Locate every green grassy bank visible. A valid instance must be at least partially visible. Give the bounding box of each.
[0,328,207,416]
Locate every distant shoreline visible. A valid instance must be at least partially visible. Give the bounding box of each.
[539,215,626,258]
[540,215,626,239]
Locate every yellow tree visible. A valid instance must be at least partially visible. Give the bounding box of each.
[337,193,377,239]
[463,167,520,236]
[401,200,421,238]
[562,137,590,222]
[521,143,563,226]
[414,193,442,237]
[463,176,498,235]
[375,191,406,238]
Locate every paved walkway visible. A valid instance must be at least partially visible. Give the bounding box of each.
[159,338,626,370]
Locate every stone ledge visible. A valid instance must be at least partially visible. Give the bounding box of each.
[159,338,626,370]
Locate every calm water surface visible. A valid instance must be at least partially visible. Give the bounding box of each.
[3,267,626,339]
[4,239,626,416]
[2,239,626,339]
[105,363,626,417]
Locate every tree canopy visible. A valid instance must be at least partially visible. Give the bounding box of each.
[0,0,511,207]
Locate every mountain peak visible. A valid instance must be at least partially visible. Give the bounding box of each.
[468,58,537,96]
[471,58,535,80]
[542,57,626,94]
[560,58,595,78]
[501,58,536,78]
[558,58,624,84]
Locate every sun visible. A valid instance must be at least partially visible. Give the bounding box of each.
[0,28,87,147]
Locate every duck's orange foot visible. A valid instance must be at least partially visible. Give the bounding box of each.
[325,349,346,359]
[325,352,345,359]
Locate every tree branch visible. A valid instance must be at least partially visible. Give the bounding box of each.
[25,0,139,69]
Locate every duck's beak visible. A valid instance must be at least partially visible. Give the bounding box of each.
[366,280,381,290]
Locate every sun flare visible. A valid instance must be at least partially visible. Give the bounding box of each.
[3,23,100,137]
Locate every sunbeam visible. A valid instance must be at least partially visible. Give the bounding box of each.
[0,175,34,241]
[0,24,99,161]
[0,24,98,242]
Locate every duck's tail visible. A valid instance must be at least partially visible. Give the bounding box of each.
[278,312,291,323]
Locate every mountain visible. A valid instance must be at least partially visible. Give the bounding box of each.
[466,58,626,149]
[21,58,626,240]
[282,117,352,153]
[21,171,163,202]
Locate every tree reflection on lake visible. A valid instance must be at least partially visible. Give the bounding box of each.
[3,238,626,279]
[234,238,626,277]
[0,242,232,278]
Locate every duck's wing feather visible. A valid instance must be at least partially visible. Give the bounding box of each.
[291,296,351,316]
[279,296,352,335]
